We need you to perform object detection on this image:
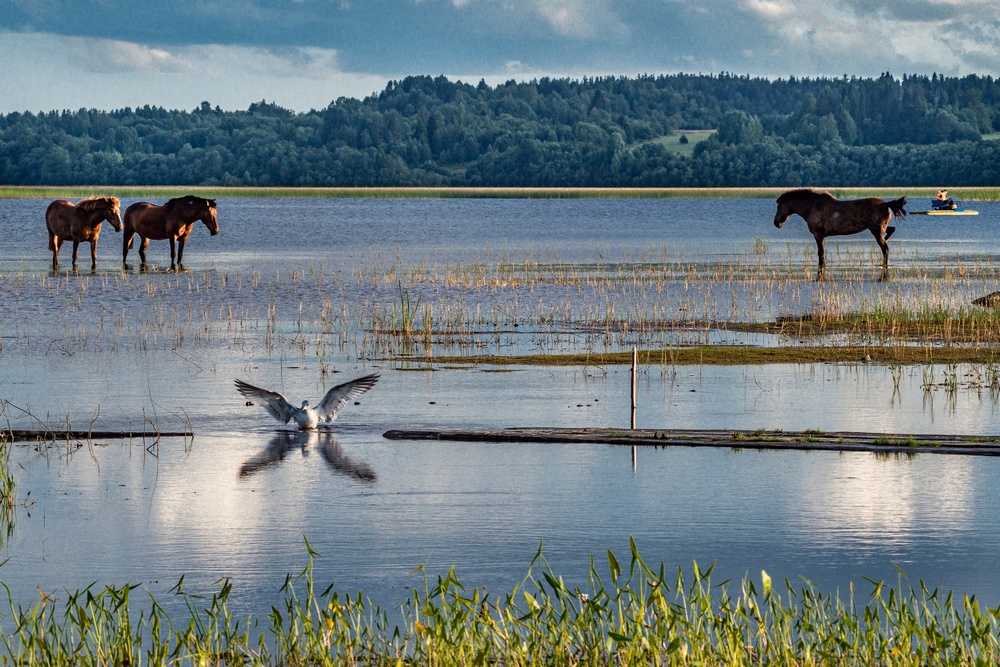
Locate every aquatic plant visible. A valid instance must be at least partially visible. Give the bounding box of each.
[0,539,998,665]
[0,436,16,543]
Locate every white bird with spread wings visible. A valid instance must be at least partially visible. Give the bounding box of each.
[235,373,380,430]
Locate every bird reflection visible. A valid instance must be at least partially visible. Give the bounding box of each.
[317,432,377,482]
[239,430,376,483]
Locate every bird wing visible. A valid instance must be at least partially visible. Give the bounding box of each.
[315,373,380,421]
[235,379,296,424]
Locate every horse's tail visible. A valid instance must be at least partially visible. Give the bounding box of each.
[887,197,907,219]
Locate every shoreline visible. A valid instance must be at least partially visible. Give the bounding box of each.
[3,185,1000,200]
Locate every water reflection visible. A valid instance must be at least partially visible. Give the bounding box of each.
[796,454,973,553]
[239,430,376,483]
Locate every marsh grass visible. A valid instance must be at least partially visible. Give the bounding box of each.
[1,538,997,665]
[4,186,1000,200]
[6,237,1000,380]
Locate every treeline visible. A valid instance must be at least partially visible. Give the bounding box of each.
[2,72,1000,187]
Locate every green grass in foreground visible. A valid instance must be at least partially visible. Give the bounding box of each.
[2,538,998,665]
[422,345,1000,367]
[3,185,1000,200]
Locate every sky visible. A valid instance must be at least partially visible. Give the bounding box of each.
[1,0,999,114]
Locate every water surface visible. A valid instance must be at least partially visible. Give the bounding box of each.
[1,196,999,623]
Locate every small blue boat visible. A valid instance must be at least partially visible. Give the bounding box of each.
[913,197,979,216]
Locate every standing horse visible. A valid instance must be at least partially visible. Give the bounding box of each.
[773,188,907,280]
[45,197,123,271]
[122,196,218,270]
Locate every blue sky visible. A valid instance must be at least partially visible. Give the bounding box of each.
[1,0,998,113]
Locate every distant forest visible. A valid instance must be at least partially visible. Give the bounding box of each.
[3,72,1000,187]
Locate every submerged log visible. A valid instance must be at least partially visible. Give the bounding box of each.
[383,427,1000,456]
[3,429,192,443]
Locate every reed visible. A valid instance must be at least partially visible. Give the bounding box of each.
[0,539,997,665]
[4,186,1000,200]
[6,239,1000,393]
[0,435,16,542]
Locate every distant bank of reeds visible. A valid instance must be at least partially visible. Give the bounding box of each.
[3,186,1000,200]
[2,539,997,665]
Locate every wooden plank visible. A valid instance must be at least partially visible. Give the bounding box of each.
[3,429,193,442]
[382,427,1000,456]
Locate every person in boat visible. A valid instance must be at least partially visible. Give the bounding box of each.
[934,189,956,210]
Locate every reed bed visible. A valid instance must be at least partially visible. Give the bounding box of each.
[3,186,1000,200]
[1,539,996,665]
[2,241,1000,372]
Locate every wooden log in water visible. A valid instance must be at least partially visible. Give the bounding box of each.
[383,427,1000,456]
[3,429,192,443]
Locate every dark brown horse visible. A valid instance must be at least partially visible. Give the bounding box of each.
[45,197,123,270]
[122,196,218,270]
[773,189,907,279]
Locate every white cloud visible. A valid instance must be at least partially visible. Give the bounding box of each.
[504,59,530,73]
[57,34,346,82]
[0,31,382,112]
[741,0,1000,77]
[741,0,796,19]
[459,0,625,39]
[71,39,194,74]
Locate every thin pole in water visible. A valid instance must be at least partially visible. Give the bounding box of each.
[630,347,637,429]
[631,346,637,471]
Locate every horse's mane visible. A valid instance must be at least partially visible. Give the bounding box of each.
[76,196,119,212]
[776,188,834,204]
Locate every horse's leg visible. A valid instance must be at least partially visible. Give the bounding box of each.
[49,230,59,268]
[139,237,149,267]
[90,240,98,271]
[169,238,177,269]
[872,228,890,280]
[176,238,186,269]
[122,229,133,266]
[814,234,825,280]
[71,240,80,268]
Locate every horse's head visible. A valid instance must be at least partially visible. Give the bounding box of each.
[105,197,123,232]
[773,198,792,228]
[773,189,818,228]
[200,198,219,236]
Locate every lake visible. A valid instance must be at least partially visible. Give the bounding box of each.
[1,195,1000,623]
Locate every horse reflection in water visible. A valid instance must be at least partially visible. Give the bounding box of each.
[239,431,376,483]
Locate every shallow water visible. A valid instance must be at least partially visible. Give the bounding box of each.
[1,196,1000,623]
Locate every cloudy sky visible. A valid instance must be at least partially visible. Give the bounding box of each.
[1,0,998,113]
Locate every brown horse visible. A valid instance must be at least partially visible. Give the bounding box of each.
[773,188,907,280]
[122,196,219,270]
[45,197,123,270]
